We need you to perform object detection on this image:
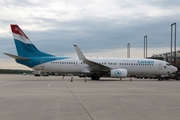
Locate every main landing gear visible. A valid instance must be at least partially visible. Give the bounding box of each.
[91,76,100,80]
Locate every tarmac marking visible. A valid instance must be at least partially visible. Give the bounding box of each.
[0,82,18,88]
[47,82,52,87]
[63,80,94,120]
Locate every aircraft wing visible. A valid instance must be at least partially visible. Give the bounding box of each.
[74,44,110,71]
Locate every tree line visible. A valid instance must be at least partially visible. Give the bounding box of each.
[0,69,33,74]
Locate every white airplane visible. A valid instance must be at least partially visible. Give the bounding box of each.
[4,24,177,80]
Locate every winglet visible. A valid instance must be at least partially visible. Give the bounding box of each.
[73,44,110,71]
[73,44,86,61]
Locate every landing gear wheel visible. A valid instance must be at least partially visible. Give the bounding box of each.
[91,76,100,80]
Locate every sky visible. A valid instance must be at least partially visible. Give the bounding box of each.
[0,0,180,70]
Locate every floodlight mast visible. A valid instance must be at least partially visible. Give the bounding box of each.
[171,23,176,66]
[144,35,147,58]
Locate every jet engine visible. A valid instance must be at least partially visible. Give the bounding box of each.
[110,69,128,78]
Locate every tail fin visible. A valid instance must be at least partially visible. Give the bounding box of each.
[10,24,53,57]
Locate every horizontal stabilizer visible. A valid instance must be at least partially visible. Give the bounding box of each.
[4,53,29,60]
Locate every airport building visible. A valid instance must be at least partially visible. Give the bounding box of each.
[151,50,180,70]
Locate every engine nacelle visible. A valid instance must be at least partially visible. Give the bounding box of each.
[110,69,128,78]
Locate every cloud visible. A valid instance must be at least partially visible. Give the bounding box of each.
[0,0,180,69]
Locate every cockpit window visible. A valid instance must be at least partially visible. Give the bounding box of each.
[166,63,171,66]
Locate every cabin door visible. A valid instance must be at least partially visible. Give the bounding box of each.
[158,61,162,70]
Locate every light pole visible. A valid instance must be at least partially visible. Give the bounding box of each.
[171,23,176,66]
[127,43,130,58]
[144,35,147,58]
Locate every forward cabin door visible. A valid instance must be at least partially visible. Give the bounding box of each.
[158,61,163,70]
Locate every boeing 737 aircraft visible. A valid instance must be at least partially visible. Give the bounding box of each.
[4,24,177,80]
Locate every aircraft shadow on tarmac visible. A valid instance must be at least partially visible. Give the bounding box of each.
[16,76,159,82]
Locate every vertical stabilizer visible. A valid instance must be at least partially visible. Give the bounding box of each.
[10,24,53,57]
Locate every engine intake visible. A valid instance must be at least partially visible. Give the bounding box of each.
[110,69,128,78]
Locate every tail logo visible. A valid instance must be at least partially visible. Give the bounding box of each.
[14,27,25,42]
[14,26,28,39]
[14,27,18,31]
[11,25,31,44]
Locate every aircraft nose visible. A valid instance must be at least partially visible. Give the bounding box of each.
[173,67,178,72]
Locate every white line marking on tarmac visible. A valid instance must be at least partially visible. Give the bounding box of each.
[0,82,18,88]
[47,82,52,87]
